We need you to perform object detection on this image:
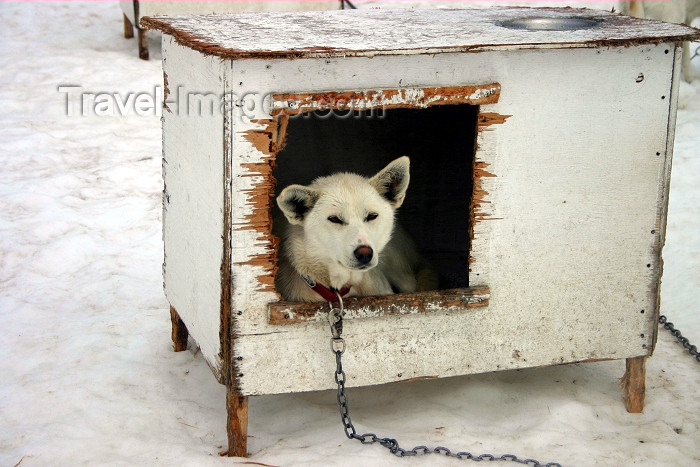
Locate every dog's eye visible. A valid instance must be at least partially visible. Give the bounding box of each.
[365,212,378,222]
[327,215,344,224]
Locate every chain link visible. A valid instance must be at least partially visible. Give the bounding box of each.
[328,303,563,466]
[328,306,698,464]
[659,315,700,363]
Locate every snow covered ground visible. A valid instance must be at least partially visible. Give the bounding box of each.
[0,1,698,466]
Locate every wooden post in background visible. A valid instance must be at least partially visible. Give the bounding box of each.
[137,28,149,60]
[123,14,134,39]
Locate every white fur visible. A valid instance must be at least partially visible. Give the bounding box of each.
[620,0,700,82]
[275,156,438,302]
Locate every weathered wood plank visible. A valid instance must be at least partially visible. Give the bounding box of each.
[141,8,700,60]
[269,287,490,325]
[161,40,229,380]
[270,84,501,115]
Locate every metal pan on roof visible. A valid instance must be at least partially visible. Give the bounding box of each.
[498,16,602,31]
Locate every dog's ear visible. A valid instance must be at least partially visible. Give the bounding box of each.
[370,156,410,208]
[277,185,320,224]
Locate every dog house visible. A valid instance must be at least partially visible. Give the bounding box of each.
[143,8,700,457]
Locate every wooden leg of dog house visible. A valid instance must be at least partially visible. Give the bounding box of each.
[123,14,134,39]
[226,385,249,457]
[137,28,149,60]
[169,306,189,352]
[622,356,646,413]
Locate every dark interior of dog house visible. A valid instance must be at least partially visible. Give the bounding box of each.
[272,103,480,290]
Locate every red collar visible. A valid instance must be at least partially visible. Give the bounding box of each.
[301,275,351,302]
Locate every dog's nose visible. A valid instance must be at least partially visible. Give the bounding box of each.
[353,245,373,265]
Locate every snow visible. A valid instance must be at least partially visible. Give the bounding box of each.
[0,1,698,466]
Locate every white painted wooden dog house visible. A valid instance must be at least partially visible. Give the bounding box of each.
[143,8,700,456]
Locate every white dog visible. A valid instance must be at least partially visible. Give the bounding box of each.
[275,156,438,302]
[620,0,700,82]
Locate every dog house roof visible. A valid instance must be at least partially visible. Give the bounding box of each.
[142,7,700,60]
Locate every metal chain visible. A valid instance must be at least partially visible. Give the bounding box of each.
[659,315,700,363]
[327,300,562,466]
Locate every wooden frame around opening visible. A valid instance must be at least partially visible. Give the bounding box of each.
[242,83,506,326]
